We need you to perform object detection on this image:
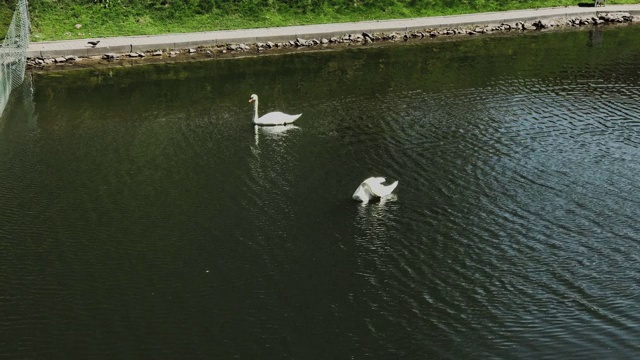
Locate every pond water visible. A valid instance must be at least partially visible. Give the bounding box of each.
[2,25,640,358]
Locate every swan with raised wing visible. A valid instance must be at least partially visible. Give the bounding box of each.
[352,177,399,203]
[249,94,302,126]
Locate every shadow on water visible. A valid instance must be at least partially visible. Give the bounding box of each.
[588,29,604,47]
[0,72,36,135]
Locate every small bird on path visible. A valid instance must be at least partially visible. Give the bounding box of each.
[87,40,100,47]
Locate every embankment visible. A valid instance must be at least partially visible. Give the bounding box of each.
[27,6,640,70]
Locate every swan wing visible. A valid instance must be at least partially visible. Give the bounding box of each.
[353,177,384,202]
[255,112,302,126]
[365,179,398,197]
[363,177,386,186]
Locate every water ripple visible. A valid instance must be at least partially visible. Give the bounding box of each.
[4,26,640,359]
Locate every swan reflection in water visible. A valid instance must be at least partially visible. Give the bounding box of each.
[354,195,399,260]
[353,178,399,254]
[254,124,300,146]
[356,196,397,222]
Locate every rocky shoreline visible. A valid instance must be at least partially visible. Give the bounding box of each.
[27,12,635,70]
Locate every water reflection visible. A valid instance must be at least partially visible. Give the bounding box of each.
[247,123,302,230]
[355,194,398,233]
[253,124,300,146]
[0,73,35,134]
[5,25,640,359]
[588,29,604,47]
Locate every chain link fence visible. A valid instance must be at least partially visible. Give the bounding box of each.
[0,0,29,117]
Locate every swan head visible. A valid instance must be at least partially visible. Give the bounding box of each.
[249,94,258,103]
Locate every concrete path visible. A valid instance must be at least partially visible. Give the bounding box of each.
[27,5,640,58]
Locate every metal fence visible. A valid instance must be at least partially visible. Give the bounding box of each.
[0,0,30,117]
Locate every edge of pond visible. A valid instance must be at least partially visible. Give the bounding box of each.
[27,5,640,71]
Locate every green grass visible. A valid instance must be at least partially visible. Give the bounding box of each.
[2,0,639,41]
[0,2,14,35]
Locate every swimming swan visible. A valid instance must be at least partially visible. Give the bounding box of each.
[352,177,399,203]
[249,94,302,126]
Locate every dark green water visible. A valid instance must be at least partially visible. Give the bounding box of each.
[2,26,640,358]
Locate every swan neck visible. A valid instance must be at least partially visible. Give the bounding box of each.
[253,98,259,123]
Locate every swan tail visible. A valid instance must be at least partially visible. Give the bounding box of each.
[386,181,399,195]
[289,113,302,123]
[373,180,398,197]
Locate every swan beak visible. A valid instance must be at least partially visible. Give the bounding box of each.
[248,99,254,103]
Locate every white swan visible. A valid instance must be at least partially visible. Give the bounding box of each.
[352,177,399,203]
[249,94,302,126]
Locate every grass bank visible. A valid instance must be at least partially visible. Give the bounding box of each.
[6,0,640,41]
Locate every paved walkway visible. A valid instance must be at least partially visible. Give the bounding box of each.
[27,5,640,58]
